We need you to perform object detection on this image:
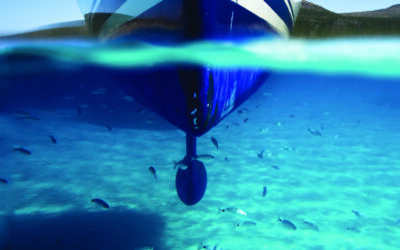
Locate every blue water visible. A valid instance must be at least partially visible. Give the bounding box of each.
[1,38,400,249]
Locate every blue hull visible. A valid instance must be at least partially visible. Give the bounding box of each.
[117,66,268,136]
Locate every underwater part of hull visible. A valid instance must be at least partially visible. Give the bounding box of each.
[117,65,269,136]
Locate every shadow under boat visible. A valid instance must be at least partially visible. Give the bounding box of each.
[0,208,166,250]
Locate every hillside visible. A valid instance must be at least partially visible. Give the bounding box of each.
[0,22,92,40]
[292,1,400,38]
[343,4,400,18]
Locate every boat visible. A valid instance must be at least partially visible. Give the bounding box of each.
[77,0,301,205]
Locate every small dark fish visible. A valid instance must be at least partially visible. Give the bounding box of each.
[225,125,229,129]
[197,154,215,160]
[173,160,185,169]
[200,244,220,250]
[12,147,32,155]
[137,108,146,116]
[257,150,264,159]
[224,157,229,162]
[236,221,257,227]
[279,218,296,230]
[355,120,361,127]
[262,186,267,197]
[271,165,280,170]
[243,118,249,123]
[346,226,361,233]
[307,128,322,136]
[352,209,362,217]
[49,135,57,144]
[148,166,157,179]
[211,137,219,149]
[13,110,31,117]
[78,107,82,116]
[237,108,249,114]
[105,124,112,131]
[320,125,324,131]
[288,114,295,118]
[18,116,40,121]
[0,178,8,184]
[91,198,110,209]
[303,220,319,231]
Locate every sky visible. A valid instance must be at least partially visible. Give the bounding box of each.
[309,0,400,13]
[0,0,399,36]
[0,1,82,36]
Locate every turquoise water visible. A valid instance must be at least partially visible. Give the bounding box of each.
[1,37,400,77]
[0,37,400,249]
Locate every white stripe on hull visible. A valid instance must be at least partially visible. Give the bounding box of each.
[232,0,290,37]
[284,0,294,20]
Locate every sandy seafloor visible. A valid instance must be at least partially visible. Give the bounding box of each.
[0,72,400,250]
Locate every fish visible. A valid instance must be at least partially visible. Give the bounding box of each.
[18,116,40,121]
[351,209,362,217]
[137,108,146,116]
[243,118,249,123]
[307,128,322,136]
[281,147,296,151]
[105,124,112,131]
[224,157,229,162]
[12,110,31,118]
[303,220,319,231]
[0,178,8,184]
[148,166,157,179]
[346,226,361,233]
[237,108,249,114]
[355,120,361,127]
[236,221,257,227]
[199,244,221,250]
[196,154,215,160]
[173,160,185,169]
[13,111,39,120]
[262,186,267,197]
[279,218,296,230]
[91,198,110,209]
[219,207,247,216]
[12,147,32,155]
[271,165,280,170]
[49,135,57,144]
[257,149,264,159]
[78,107,82,116]
[211,137,219,149]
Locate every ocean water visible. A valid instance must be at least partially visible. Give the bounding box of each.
[0,37,400,250]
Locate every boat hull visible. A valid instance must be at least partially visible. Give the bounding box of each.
[78,0,300,136]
